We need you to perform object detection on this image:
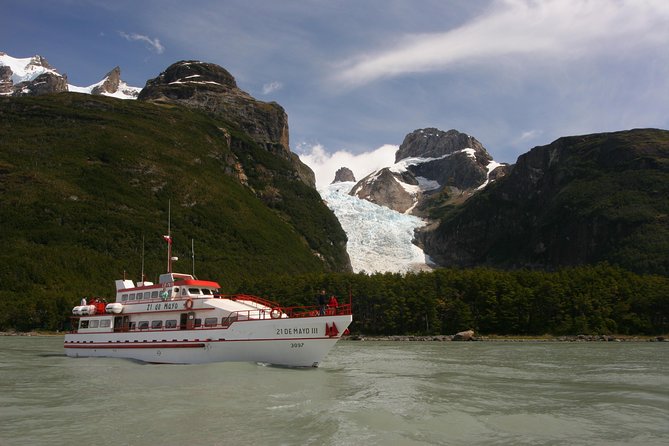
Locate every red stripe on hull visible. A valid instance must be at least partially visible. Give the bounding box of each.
[65,343,205,349]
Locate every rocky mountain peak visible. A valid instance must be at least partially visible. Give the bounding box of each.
[86,66,140,99]
[28,54,54,70]
[138,61,287,151]
[395,128,488,162]
[91,66,121,95]
[332,167,356,183]
[351,127,508,215]
[138,60,314,187]
[0,52,67,96]
[141,60,239,93]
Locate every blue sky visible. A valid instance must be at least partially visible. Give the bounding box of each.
[4,0,669,186]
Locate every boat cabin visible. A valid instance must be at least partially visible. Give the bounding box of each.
[114,272,221,303]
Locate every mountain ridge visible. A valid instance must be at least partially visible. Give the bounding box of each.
[0,52,140,99]
[417,128,669,275]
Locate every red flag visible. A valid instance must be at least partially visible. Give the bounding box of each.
[163,235,172,245]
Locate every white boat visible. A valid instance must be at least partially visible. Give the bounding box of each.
[64,238,352,367]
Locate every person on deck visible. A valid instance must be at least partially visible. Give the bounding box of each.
[328,294,339,315]
[317,289,327,316]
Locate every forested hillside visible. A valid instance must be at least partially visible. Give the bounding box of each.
[419,129,669,275]
[0,93,350,330]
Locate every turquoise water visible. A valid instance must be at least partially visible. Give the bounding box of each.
[1,336,667,445]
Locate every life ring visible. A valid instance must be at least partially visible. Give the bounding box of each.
[270,308,281,319]
[185,298,193,310]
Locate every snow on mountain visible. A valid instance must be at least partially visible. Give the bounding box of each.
[1,52,140,99]
[386,150,502,194]
[68,78,141,100]
[0,52,58,85]
[477,160,504,190]
[320,181,433,273]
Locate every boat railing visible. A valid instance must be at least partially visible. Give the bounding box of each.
[68,302,352,333]
[217,293,280,310]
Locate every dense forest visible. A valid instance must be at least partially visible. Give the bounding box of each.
[2,264,666,335]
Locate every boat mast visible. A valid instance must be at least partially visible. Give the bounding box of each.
[191,238,195,277]
[165,200,173,273]
[141,234,145,282]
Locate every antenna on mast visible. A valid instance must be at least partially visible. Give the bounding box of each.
[163,200,173,273]
[191,238,195,277]
[140,234,145,283]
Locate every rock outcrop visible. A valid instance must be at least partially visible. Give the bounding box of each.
[138,60,314,186]
[352,168,418,213]
[332,167,356,183]
[351,128,508,215]
[0,65,14,95]
[452,330,475,341]
[17,71,68,95]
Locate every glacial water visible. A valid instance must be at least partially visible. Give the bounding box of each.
[0,336,667,445]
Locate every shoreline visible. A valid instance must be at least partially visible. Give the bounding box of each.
[343,334,668,342]
[2,331,666,342]
[0,330,64,337]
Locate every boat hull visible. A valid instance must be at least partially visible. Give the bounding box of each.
[64,314,352,367]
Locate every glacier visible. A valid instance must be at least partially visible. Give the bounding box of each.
[319,182,433,274]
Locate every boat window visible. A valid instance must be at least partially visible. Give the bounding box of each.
[79,320,89,329]
[100,319,111,328]
[202,289,212,295]
[89,320,100,329]
[128,322,136,331]
[174,287,180,294]
[182,288,189,296]
[144,292,152,299]
[165,320,177,328]
[151,320,163,329]
[189,288,200,295]
[129,293,136,301]
[194,318,202,327]
[121,294,128,302]
[204,317,218,327]
[138,321,149,330]
[151,291,159,299]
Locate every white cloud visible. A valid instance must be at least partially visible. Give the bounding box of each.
[516,129,542,144]
[297,143,397,189]
[262,81,283,94]
[118,31,165,54]
[333,0,669,87]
